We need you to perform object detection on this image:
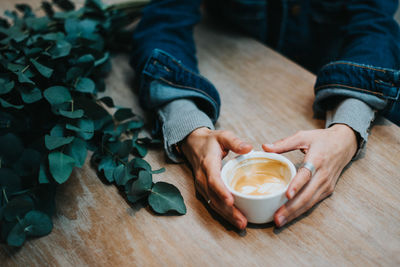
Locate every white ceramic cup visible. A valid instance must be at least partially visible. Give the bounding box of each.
[221,151,297,224]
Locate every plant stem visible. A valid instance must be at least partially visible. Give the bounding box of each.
[3,188,9,203]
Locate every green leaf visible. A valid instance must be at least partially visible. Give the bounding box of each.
[66,119,94,140]
[30,59,53,78]
[65,138,87,167]
[0,98,24,109]
[148,182,186,215]
[98,155,116,182]
[52,0,75,11]
[7,221,26,247]
[151,168,165,174]
[0,168,21,195]
[114,108,135,121]
[20,87,42,104]
[45,135,74,150]
[12,149,41,177]
[49,40,71,59]
[38,163,50,184]
[0,79,14,95]
[48,151,75,184]
[44,86,72,105]
[17,72,35,85]
[23,210,53,236]
[59,109,84,119]
[133,141,147,157]
[94,52,109,66]
[99,96,114,107]
[50,124,64,137]
[129,170,152,202]
[125,120,144,130]
[75,77,95,93]
[4,196,34,221]
[25,17,51,31]
[0,133,24,164]
[118,140,132,158]
[113,164,135,186]
[131,157,151,172]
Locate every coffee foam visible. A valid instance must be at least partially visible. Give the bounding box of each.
[230,158,290,196]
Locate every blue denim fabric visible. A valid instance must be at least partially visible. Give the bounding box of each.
[130,0,400,125]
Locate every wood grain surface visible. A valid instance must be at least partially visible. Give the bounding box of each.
[1,1,400,266]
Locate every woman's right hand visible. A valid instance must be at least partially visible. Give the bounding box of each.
[180,127,253,230]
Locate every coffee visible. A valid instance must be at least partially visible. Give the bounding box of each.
[230,158,290,196]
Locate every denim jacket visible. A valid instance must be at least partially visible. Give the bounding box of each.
[130,0,400,125]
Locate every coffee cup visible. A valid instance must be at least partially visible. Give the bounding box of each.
[221,151,296,224]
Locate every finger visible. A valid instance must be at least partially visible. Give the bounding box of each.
[217,131,252,154]
[286,149,321,199]
[208,196,248,230]
[202,157,234,206]
[286,167,313,199]
[262,131,309,154]
[274,169,326,227]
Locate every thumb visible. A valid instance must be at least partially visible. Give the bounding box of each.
[217,131,252,154]
[262,131,309,154]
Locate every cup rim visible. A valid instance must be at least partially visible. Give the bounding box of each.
[221,151,297,200]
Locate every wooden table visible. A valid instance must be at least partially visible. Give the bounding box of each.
[2,1,400,266]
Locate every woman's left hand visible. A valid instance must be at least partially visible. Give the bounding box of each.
[262,124,358,227]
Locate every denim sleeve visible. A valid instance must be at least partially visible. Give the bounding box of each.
[130,0,221,123]
[313,0,400,118]
[130,0,202,73]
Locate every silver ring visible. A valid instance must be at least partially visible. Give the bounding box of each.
[300,162,316,177]
[207,199,211,205]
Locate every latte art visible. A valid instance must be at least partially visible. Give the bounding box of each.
[230,158,290,196]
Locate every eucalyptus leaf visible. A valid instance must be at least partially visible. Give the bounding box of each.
[17,72,35,85]
[52,0,75,11]
[129,170,152,202]
[48,151,75,184]
[0,79,14,95]
[65,138,87,167]
[7,221,26,247]
[23,210,53,236]
[0,98,24,109]
[38,163,50,184]
[75,77,95,93]
[49,40,71,59]
[131,157,151,172]
[12,149,41,177]
[148,182,186,215]
[30,59,53,78]
[44,86,72,105]
[20,87,42,104]
[4,196,34,222]
[66,119,94,140]
[133,141,147,157]
[0,133,24,164]
[59,109,84,119]
[113,164,134,186]
[114,108,135,121]
[99,96,114,107]
[45,135,74,150]
[0,168,21,195]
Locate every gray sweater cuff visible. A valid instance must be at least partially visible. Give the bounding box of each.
[325,98,375,159]
[158,99,215,163]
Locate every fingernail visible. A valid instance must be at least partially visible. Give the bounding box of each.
[277,216,287,227]
[288,189,295,199]
[239,142,249,150]
[264,143,274,148]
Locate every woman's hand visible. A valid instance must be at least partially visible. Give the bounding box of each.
[180,127,253,230]
[262,124,358,227]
